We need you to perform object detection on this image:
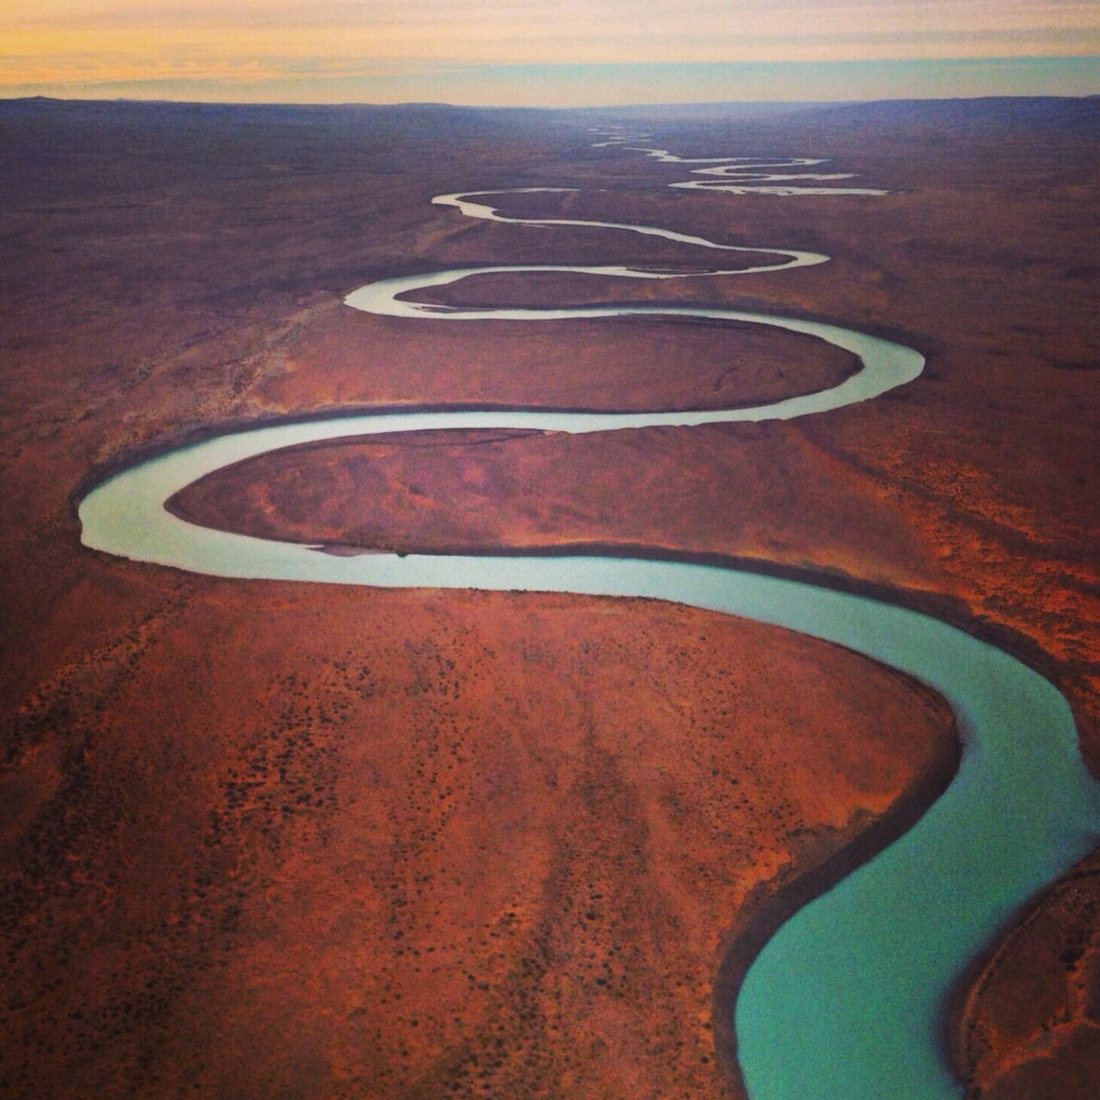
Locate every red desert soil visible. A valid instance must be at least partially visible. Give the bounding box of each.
[2,99,1098,1096]
[950,847,1100,1100]
[254,308,858,415]
[173,114,1100,1094]
[1,578,954,1098]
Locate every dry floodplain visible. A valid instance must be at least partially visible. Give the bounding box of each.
[1,97,1098,1098]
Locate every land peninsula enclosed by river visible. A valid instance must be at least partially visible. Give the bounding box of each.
[2,96,1098,1098]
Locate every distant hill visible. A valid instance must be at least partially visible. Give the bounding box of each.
[2,94,1095,208]
[0,97,544,206]
[563,95,1100,135]
[0,95,541,135]
[802,96,1100,134]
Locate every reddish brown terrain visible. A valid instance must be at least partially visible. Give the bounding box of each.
[2,579,955,1098]
[951,849,1100,1099]
[2,97,1098,1097]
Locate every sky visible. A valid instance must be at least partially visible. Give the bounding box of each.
[2,0,1098,106]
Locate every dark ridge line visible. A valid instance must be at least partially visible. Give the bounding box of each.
[711,714,962,1094]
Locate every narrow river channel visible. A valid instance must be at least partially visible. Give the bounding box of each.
[79,140,1100,1098]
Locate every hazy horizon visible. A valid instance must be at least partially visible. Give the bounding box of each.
[3,2,1098,107]
[5,85,1099,115]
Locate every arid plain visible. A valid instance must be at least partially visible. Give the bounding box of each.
[1,97,1097,1098]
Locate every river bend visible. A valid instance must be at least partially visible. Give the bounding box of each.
[78,140,1100,1099]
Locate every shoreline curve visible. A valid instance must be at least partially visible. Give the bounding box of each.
[75,142,1100,1099]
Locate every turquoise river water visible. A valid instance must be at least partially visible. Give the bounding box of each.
[78,141,1100,1098]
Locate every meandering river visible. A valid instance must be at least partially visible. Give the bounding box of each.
[78,138,1100,1098]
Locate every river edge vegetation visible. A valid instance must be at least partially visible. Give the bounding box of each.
[2,97,1098,1096]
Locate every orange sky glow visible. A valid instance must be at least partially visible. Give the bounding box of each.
[2,1,1098,104]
